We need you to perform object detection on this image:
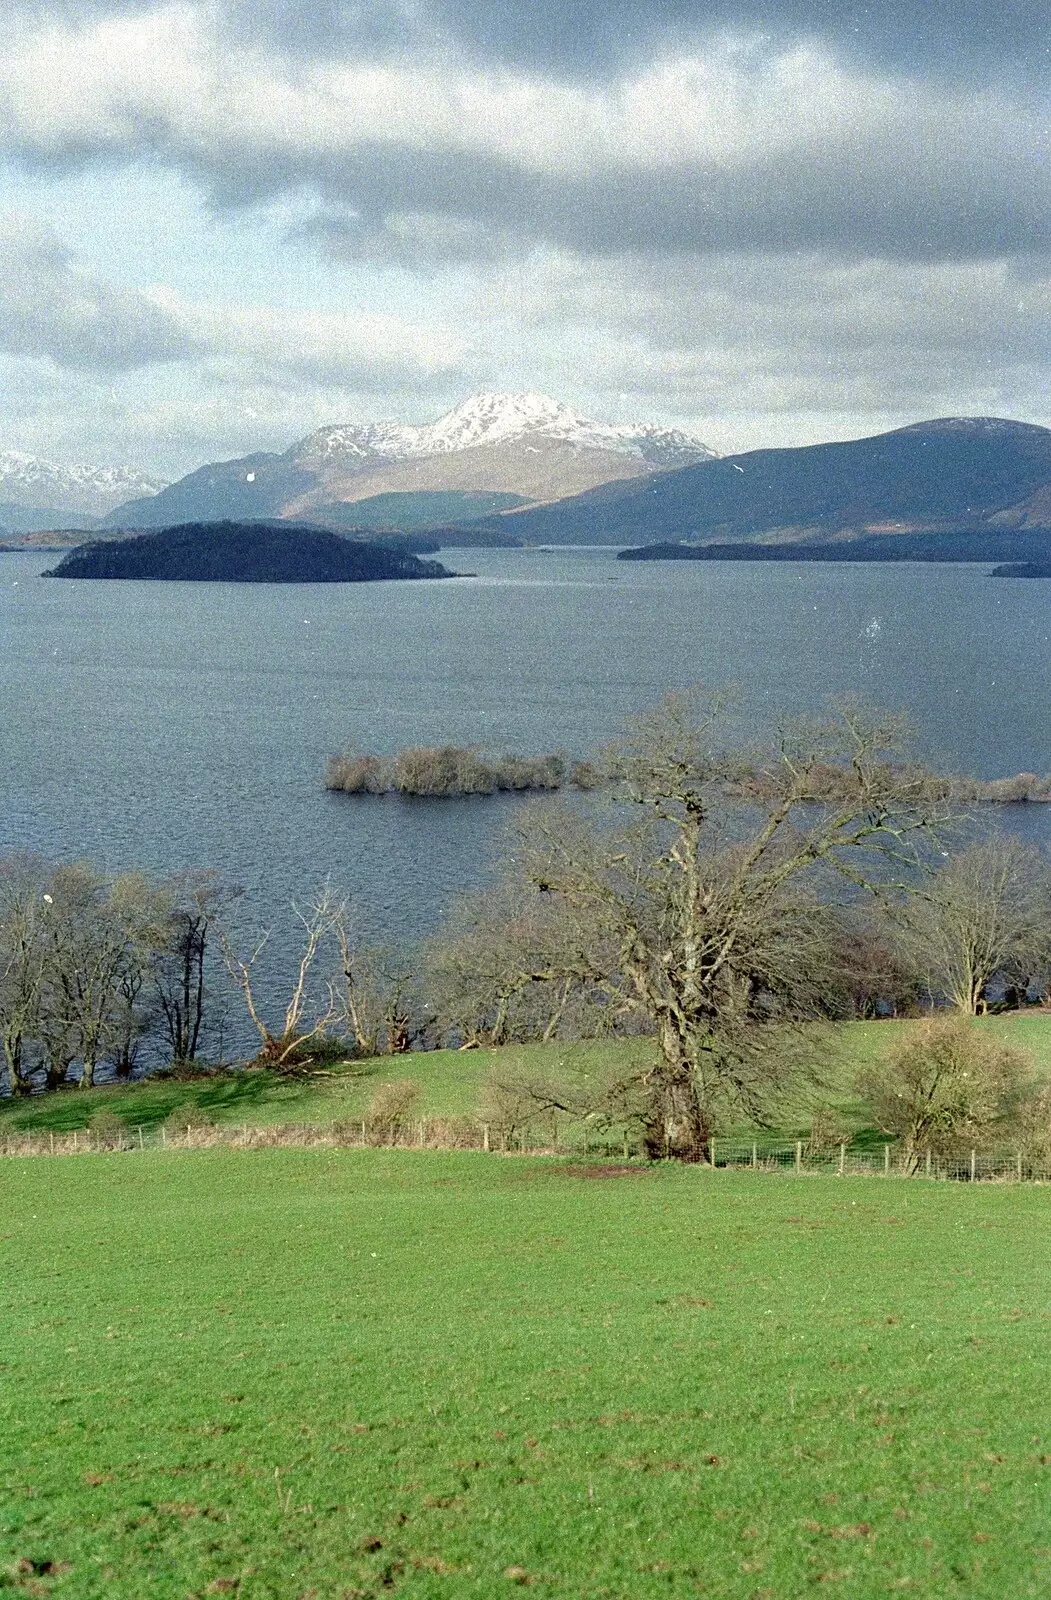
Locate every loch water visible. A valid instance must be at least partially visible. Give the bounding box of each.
[2,545,1050,979]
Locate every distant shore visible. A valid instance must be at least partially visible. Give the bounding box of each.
[618,532,1051,565]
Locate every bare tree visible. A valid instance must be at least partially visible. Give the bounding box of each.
[858,1017,1033,1172]
[0,854,52,1095]
[222,884,345,1067]
[333,913,420,1057]
[897,837,1049,1014]
[154,871,240,1063]
[425,881,611,1048]
[41,864,167,1089]
[501,691,946,1161]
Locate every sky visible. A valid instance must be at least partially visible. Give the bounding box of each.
[0,0,1048,477]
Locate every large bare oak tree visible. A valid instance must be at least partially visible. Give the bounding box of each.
[505,691,947,1161]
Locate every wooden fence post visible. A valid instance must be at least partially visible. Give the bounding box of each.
[482,1124,490,1152]
[1017,1150,1023,1182]
[838,1142,845,1177]
[971,1149,977,1182]
[884,1143,890,1177]
[710,1137,717,1169]
[795,1140,802,1174]
[623,1131,629,1160]
[752,1142,758,1170]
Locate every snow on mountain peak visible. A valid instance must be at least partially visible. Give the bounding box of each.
[0,451,167,514]
[294,392,717,470]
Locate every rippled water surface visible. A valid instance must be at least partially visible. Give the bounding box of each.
[3,546,1050,958]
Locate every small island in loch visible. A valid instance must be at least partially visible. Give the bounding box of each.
[42,520,456,582]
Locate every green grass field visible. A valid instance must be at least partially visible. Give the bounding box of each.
[3,1014,1051,1144]
[3,1149,1051,1597]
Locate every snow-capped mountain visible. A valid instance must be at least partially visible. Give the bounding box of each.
[105,392,718,529]
[293,392,717,471]
[0,452,167,516]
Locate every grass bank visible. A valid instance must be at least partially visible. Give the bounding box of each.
[3,1015,1051,1143]
[2,1151,1050,1596]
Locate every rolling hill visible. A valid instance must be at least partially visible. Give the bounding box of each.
[476,416,1051,546]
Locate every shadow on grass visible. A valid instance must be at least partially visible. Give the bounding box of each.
[0,1067,316,1133]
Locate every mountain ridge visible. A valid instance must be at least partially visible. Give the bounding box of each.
[103,393,717,529]
[470,416,1051,546]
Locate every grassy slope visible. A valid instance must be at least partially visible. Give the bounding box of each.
[3,1015,1051,1139]
[2,1151,1050,1597]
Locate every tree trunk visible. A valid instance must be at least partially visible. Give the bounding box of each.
[2,1035,30,1096]
[44,1057,73,1092]
[643,1018,711,1163]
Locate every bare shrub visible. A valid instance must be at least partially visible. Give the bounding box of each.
[425,880,618,1048]
[805,1106,853,1156]
[1018,1083,1051,1165]
[392,745,495,796]
[857,1017,1034,1173]
[568,759,603,790]
[477,1071,537,1146]
[88,1109,129,1151]
[365,1078,420,1144]
[325,747,576,798]
[493,754,565,792]
[949,772,1051,804]
[421,1115,481,1148]
[324,754,386,793]
[163,1101,215,1136]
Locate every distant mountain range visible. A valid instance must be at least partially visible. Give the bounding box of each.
[102,393,717,530]
[467,417,1051,547]
[0,453,166,525]
[8,408,1051,557]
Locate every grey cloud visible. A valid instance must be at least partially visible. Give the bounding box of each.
[0,222,197,370]
[2,8,1048,270]
[206,0,1051,83]
[5,0,1048,81]
[264,129,1051,268]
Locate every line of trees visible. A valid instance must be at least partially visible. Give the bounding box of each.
[0,861,235,1095]
[8,693,1051,1166]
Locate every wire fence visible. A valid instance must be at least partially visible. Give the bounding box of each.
[708,1136,1047,1183]
[1,1118,1050,1182]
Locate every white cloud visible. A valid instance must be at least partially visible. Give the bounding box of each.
[0,215,195,368]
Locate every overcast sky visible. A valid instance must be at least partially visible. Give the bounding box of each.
[0,0,1048,475]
